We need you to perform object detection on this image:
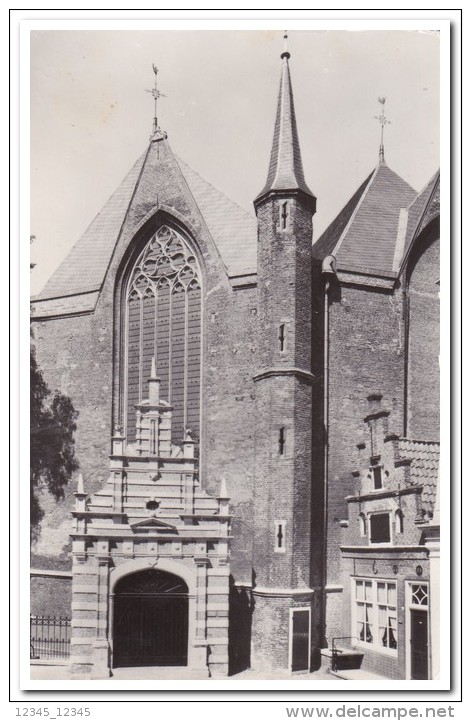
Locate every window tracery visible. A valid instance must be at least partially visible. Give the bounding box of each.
[124,225,202,446]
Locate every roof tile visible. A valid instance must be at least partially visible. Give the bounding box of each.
[398,438,440,516]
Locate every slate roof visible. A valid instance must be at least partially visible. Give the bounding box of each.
[402,171,440,263]
[33,143,257,307]
[313,163,417,276]
[35,152,148,300]
[398,438,440,516]
[255,54,315,205]
[175,157,257,276]
[312,172,373,262]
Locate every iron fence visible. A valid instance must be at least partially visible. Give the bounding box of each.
[30,615,71,660]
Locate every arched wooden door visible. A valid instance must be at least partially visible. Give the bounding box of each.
[113,569,189,668]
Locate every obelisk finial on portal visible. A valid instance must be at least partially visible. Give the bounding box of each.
[148,356,161,405]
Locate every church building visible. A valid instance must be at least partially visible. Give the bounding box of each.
[30,40,440,680]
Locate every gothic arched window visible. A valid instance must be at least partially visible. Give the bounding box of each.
[124,225,202,446]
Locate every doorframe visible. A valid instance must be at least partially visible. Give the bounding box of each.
[288,606,311,673]
[108,560,197,669]
[405,581,430,680]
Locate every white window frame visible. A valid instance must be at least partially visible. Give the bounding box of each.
[351,577,398,657]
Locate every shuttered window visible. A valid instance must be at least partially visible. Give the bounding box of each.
[124,225,202,446]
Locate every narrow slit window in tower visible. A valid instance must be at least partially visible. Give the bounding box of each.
[278,323,286,352]
[274,520,286,552]
[278,427,285,455]
[280,201,289,230]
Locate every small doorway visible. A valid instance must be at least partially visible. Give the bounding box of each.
[112,568,189,668]
[289,608,311,672]
[410,609,429,680]
[407,582,429,680]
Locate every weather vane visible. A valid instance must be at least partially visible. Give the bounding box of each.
[374,97,391,164]
[146,64,166,135]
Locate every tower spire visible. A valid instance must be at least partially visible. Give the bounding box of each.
[375,97,391,165]
[254,34,315,210]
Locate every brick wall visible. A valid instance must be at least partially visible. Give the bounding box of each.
[406,221,440,441]
[324,282,405,584]
[31,576,72,616]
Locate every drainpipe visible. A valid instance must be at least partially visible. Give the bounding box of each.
[321,254,337,646]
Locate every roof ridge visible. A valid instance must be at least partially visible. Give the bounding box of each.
[331,165,380,257]
[175,155,253,219]
[173,153,230,274]
[97,142,154,295]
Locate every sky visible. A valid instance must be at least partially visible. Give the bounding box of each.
[29,26,440,294]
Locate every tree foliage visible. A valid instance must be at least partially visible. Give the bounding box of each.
[30,348,79,543]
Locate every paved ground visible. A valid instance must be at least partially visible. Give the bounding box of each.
[30,663,338,682]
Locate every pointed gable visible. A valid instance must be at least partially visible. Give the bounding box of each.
[32,136,257,316]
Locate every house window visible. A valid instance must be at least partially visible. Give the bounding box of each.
[274,520,286,553]
[359,513,367,537]
[354,579,397,653]
[369,513,391,544]
[372,465,383,489]
[410,583,428,607]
